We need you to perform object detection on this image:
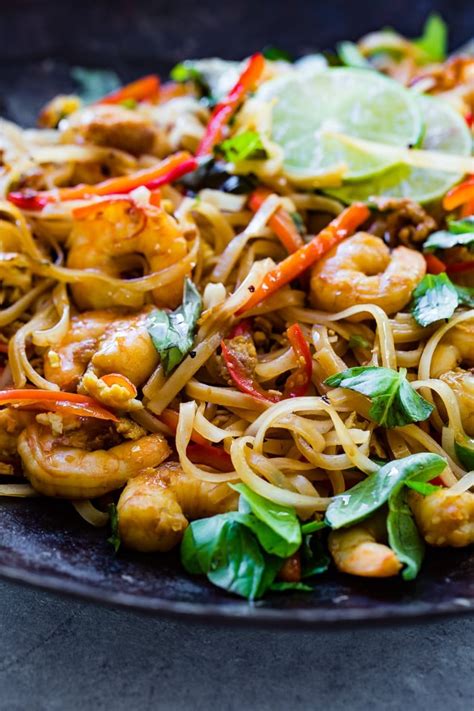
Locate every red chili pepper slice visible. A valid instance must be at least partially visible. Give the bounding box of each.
[283,324,313,398]
[195,53,266,156]
[0,389,117,421]
[424,253,446,274]
[186,443,233,472]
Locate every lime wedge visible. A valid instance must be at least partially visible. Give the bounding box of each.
[326,94,472,204]
[258,67,423,181]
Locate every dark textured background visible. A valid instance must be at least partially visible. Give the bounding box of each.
[0,1,474,709]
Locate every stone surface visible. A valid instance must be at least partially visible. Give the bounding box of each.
[0,580,473,711]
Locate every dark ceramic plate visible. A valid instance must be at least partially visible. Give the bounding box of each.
[1,0,474,628]
[0,498,473,627]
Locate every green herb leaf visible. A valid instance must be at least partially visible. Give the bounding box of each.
[71,67,121,103]
[170,61,203,83]
[301,533,330,578]
[181,513,281,599]
[216,131,268,163]
[413,13,447,62]
[348,334,371,350]
[325,366,433,428]
[337,41,372,68]
[148,278,202,375]
[405,480,442,496]
[387,483,425,580]
[262,46,293,62]
[300,519,327,535]
[454,437,474,471]
[119,98,138,110]
[230,483,301,556]
[423,230,474,253]
[325,453,446,530]
[107,503,121,553]
[269,581,313,592]
[411,273,460,327]
[448,215,474,235]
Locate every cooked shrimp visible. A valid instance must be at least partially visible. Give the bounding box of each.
[61,104,158,155]
[117,462,238,552]
[310,232,425,314]
[431,321,474,436]
[17,423,170,498]
[0,408,34,465]
[328,512,402,578]
[67,200,190,310]
[44,307,159,406]
[409,489,474,547]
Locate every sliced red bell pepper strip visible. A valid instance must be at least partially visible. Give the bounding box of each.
[424,253,446,274]
[196,53,266,156]
[8,152,198,211]
[94,74,160,106]
[238,203,370,314]
[429,476,445,487]
[283,324,312,398]
[220,339,279,403]
[0,389,118,421]
[443,177,474,211]
[186,443,233,472]
[249,188,304,253]
[445,260,474,275]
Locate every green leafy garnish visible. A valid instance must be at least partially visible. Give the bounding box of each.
[387,483,425,581]
[405,480,442,496]
[269,581,313,592]
[216,131,267,163]
[300,519,327,535]
[348,334,371,350]
[454,437,474,471]
[413,13,447,62]
[325,366,433,428]
[71,67,121,103]
[170,61,203,83]
[301,533,330,578]
[262,46,293,62]
[449,216,474,235]
[411,273,474,326]
[148,278,202,375]
[325,453,446,530]
[423,231,474,253]
[411,273,459,326]
[337,41,371,68]
[107,503,121,553]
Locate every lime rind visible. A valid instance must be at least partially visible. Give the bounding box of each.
[325,93,472,204]
[258,67,423,182]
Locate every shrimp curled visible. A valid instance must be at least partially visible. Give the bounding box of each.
[117,462,238,552]
[328,512,402,578]
[310,232,425,315]
[17,423,170,499]
[409,489,474,547]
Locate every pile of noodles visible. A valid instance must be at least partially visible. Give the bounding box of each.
[0,91,473,524]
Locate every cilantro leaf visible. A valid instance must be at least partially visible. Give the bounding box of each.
[411,273,460,326]
[170,62,203,83]
[216,131,268,163]
[71,67,121,103]
[387,483,425,581]
[423,230,474,253]
[405,480,442,496]
[107,503,121,553]
[448,215,474,235]
[325,366,433,428]
[262,46,293,62]
[325,453,446,530]
[148,279,202,375]
[413,13,447,62]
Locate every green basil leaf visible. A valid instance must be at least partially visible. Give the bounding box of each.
[181,513,280,599]
[269,581,313,592]
[301,533,330,578]
[262,46,293,62]
[230,483,301,555]
[448,215,474,235]
[387,484,425,581]
[216,131,267,163]
[413,13,447,62]
[325,366,433,428]
[107,503,121,553]
[405,480,442,496]
[424,230,474,253]
[337,41,372,68]
[71,67,121,103]
[148,278,202,375]
[454,285,474,309]
[454,437,474,471]
[411,273,459,327]
[325,453,446,530]
[348,334,371,350]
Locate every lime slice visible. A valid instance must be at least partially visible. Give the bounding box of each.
[258,67,423,181]
[326,94,472,204]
